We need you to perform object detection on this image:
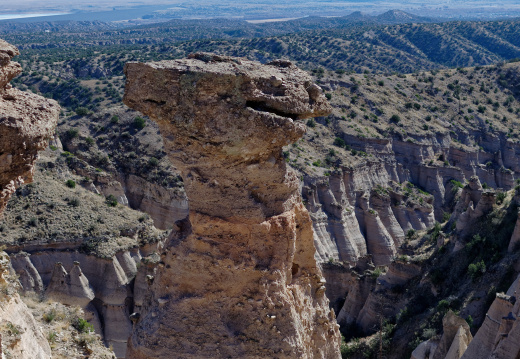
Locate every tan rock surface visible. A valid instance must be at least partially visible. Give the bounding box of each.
[433,310,473,359]
[45,262,95,307]
[0,39,59,213]
[0,38,58,359]
[124,53,341,358]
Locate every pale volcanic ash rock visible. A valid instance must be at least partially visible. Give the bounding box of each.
[123,53,341,358]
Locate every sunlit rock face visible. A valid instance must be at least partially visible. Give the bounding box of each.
[123,53,341,359]
[0,39,59,214]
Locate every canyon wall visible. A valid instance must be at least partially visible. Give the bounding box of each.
[0,39,59,213]
[9,246,161,358]
[308,118,519,265]
[0,38,59,359]
[123,53,341,358]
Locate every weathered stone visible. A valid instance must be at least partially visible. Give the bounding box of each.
[0,38,58,359]
[0,89,59,214]
[433,310,473,359]
[124,53,341,358]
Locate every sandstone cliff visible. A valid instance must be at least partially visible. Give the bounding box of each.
[123,53,341,358]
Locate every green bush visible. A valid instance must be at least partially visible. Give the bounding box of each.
[68,198,80,207]
[466,315,474,328]
[75,107,89,116]
[43,310,56,323]
[333,137,346,148]
[72,318,94,333]
[468,260,486,280]
[110,115,119,124]
[133,116,146,130]
[106,194,118,207]
[496,191,507,205]
[390,114,401,123]
[306,118,316,128]
[66,128,79,139]
[66,180,76,188]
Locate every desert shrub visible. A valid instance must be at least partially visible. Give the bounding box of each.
[66,128,79,139]
[75,107,89,116]
[390,114,401,123]
[72,318,94,333]
[66,179,76,188]
[430,222,442,243]
[106,194,118,207]
[496,191,507,204]
[43,310,56,323]
[333,137,346,147]
[133,116,146,130]
[468,260,486,280]
[47,331,57,343]
[371,267,383,279]
[466,315,474,328]
[68,198,80,207]
[306,118,316,127]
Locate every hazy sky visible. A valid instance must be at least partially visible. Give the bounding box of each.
[1,0,519,20]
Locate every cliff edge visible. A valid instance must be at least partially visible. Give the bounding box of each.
[0,39,59,213]
[0,39,59,359]
[123,53,341,358]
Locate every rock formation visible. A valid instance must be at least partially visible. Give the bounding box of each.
[0,39,59,213]
[10,249,159,358]
[412,311,472,359]
[0,38,59,359]
[123,53,341,358]
[304,171,435,265]
[460,273,520,359]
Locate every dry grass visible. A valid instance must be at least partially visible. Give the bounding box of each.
[22,294,115,358]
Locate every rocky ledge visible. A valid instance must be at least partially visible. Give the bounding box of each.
[123,53,341,358]
[0,39,59,213]
[0,39,59,359]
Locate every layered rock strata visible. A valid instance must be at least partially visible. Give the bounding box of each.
[305,171,435,265]
[10,248,160,358]
[123,53,341,358]
[0,39,59,213]
[307,108,520,264]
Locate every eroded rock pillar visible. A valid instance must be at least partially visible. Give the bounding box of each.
[124,54,341,358]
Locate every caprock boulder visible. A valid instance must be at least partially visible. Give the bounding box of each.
[124,53,341,358]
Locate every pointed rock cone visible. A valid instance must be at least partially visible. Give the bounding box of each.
[68,262,95,307]
[45,262,95,307]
